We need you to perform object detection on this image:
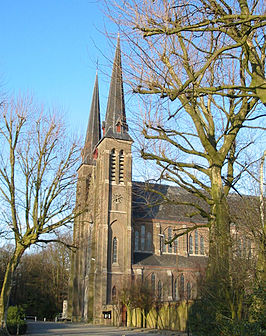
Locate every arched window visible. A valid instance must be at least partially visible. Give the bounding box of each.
[237,239,242,257]
[147,232,152,251]
[162,234,166,253]
[110,149,116,182]
[175,279,178,300]
[247,239,252,258]
[112,237,117,263]
[112,286,116,302]
[195,230,199,254]
[200,235,204,255]
[183,235,186,252]
[168,227,172,253]
[135,231,139,251]
[151,273,155,293]
[158,280,163,301]
[174,237,178,254]
[119,150,124,183]
[242,238,246,257]
[189,234,193,254]
[173,277,178,301]
[141,225,145,250]
[180,274,184,299]
[187,282,191,300]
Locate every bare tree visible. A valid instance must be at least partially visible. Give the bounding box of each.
[108,0,265,104]
[9,233,72,319]
[0,95,81,325]
[119,280,156,328]
[105,0,265,329]
[106,0,265,273]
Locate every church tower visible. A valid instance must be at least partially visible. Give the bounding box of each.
[69,74,101,321]
[70,37,133,323]
[92,36,133,323]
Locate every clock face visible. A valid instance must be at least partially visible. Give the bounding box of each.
[112,193,123,204]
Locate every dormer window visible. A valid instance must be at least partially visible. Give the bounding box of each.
[102,121,106,136]
[116,122,121,133]
[93,148,98,160]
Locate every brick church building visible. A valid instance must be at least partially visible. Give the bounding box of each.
[69,37,209,324]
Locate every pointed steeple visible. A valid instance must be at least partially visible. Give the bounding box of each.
[103,36,132,141]
[83,73,101,164]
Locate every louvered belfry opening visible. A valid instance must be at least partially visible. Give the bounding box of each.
[110,149,116,182]
[119,150,124,183]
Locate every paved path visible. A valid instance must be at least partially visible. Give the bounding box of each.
[26,321,172,336]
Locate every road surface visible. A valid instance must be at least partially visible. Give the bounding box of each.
[26,321,177,336]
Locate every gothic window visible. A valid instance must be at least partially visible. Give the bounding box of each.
[247,239,252,258]
[151,273,155,293]
[158,280,163,301]
[168,227,172,253]
[141,225,145,250]
[119,150,124,183]
[187,282,191,300]
[147,232,152,251]
[189,234,193,254]
[135,231,139,251]
[180,274,184,299]
[174,237,178,254]
[200,235,204,255]
[110,149,116,182]
[183,235,186,252]
[195,230,199,254]
[173,279,178,301]
[237,239,242,257]
[242,238,246,258]
[162,234,166,253]
[112,237,117,263]
[112,286,116,302]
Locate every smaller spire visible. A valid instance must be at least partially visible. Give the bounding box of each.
[83,73,101,164]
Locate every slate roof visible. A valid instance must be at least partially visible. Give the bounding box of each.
[131,181,262,225]
[132,181,208,223]
[133,252,208,269]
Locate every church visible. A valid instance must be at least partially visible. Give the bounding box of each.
[69,37,210,325]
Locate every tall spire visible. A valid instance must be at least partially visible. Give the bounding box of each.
[103,36,131,141]
[83,73,101,164]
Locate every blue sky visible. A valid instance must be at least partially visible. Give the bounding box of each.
[0,0,118,137]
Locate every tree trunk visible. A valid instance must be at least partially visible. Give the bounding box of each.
[206,166,242,321]
[208,166,231,281]
[0,244,26,326]
[257,150,266,282]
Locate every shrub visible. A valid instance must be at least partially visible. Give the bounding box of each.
[7,306,27,335]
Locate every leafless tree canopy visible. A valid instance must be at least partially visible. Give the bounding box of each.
[106,0,265,208]
[106,0,265,286]
[0,95,81,324]
[107,0,265,102]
